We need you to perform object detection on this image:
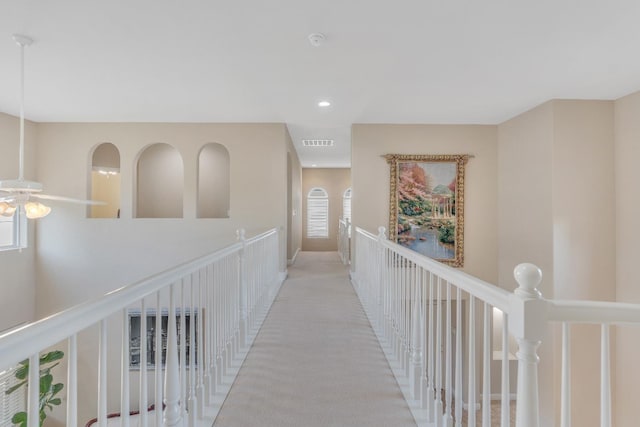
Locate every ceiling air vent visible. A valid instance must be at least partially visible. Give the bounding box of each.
[302,139,334,147]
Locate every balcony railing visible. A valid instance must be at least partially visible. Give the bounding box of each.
[0,228,284,427]
[351,226,640,427]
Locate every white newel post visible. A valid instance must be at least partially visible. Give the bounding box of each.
[237,228,248,349]
[510,263,546,427]
[164,284,183,427]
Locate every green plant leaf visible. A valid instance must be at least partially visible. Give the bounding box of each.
[39,351,64,365]
[5,379,27,395]
[11,411,26,424]
[51,383,64,395]
[15,363,29,380]
[49,398,62,406]
[39,374,53,394]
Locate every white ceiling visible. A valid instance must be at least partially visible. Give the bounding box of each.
[1,1,640,168]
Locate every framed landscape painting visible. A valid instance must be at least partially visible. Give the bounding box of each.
[385,154,469,267]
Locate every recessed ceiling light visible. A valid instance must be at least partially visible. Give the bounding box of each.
[318,100,331,107]
[312,164,318,167]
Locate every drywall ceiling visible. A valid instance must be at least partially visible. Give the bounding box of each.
[1,0,639,167]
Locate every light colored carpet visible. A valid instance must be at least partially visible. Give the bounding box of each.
[213,251,417,427]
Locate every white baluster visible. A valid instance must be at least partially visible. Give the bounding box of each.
[501,312,510,427]
[468,296,476,427]
[512,263,545,427]
[27,354,38,427]
[444,282,453,427]
[180,279,187,420]
[164,284,182,426]
[68,334,78,427]
[600,324,611,427]
[426,272,435,422]
[482,303,491,427]
[189,273,197,427]
[560,322,571,427]
[196,269,205,418]
[237,230,248,349]
[120,311,129,427]
[155,292,163,427]
[455,288,462,427]
[435,277,443,426]
[410,268,423,401]
[140,299,148,427]
[99,319,108,427]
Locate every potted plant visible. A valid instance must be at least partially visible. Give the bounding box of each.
[5,351,65,427]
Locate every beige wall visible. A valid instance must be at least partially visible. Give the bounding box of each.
[498,100,617,426]
[351,124,498,283]
[32,122,293,424]
[301,168,351,252]
[614,90,640,427]
[0,112,37,332]
[136,143,184,218]
[286,132,302,262]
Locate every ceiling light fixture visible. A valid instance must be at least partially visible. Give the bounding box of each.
[0,34,104,220]
[318,100,331,107]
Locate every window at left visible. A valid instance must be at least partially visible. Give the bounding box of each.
[0,208,26,251]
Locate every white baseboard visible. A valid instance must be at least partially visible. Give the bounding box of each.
[287,248,300,266]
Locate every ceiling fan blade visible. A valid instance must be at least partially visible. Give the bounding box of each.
[0,196,16,203]
[32,194,106,205]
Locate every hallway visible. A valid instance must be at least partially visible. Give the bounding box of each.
[213,251,417,427]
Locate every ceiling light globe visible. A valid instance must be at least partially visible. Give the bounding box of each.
[25,202,51,219]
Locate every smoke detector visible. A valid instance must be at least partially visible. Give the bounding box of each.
[308,33,326,47]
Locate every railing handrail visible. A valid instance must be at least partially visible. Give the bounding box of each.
[548,299,640,325]
[355,226,511,311]
[0,227,277,370]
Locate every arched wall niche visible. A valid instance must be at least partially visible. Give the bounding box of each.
[135,143,184,218]
[197,143,230,218]
[89,142,121,218]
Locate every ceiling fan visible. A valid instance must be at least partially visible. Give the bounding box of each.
[0,34,104,219]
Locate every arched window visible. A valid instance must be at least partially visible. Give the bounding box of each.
[307,187,329,238]
[89,142,121,218]
[135,143,183,218]
[197,143,230,218]
[342,187,352,223]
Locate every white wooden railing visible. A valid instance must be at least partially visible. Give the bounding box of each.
[352,226,640,427]
[338,218,350,265]
[0,228,284,427]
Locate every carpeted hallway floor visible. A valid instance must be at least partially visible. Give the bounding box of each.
[213,251,417,427]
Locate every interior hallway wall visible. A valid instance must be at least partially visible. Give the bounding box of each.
[351,124,498,283]
[285,130,302,263]
[33,122,294,425]
[0,112,37,332]
[301,168,350,252]
[498,100,616,427]
[613,90,640,427]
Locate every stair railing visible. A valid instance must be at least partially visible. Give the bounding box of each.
[351,225,640,427]
[0,227,284,427]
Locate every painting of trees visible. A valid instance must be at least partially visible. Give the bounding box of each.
[385,154,469,267]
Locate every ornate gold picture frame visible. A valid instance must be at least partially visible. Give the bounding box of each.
[385,154,469,267]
